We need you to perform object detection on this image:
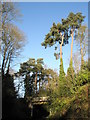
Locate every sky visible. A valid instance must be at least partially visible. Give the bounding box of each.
[2,0,89,2]
[12,2,88,74]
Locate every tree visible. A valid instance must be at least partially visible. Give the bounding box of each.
[34,58,44,93]
[75,26,88,86]
[1,2,25,75]
[62,12,85,84]
[43,69,72,117]
[1,2,21,27]
[18,59,35,98]
[2,24,25,75]
[41,22,69,81]
[62,12,85,62]
[43,68,59,93]
[36,58,44,91]
[18,58,44,98]
[75,25,88,69]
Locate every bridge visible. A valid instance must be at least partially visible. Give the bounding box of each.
[27,96,50,117]
[32,96,50,104]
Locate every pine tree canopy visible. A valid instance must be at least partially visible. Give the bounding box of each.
[41,21,69,49]
[41,21,70,60]
[18,58,44,76]
[62,12,85,32]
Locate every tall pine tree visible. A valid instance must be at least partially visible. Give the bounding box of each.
[41,22,69,82]
[62,12,85,83]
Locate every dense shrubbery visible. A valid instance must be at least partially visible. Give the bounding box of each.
[77,62,88,86]
[45,60,89,119]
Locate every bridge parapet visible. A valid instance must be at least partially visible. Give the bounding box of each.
[27,96,50,105]
[33,96,49,102]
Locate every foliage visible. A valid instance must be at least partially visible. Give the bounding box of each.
[47,83,89,120]
[41,22,69,58]
[75,61,89,86]
[63,84,89,119]
[18,58,44,98]
[45,61,72,117]
[41,17,69,92]
[62,12,85,31]
[38,88,47,97]
[46,60,89,119]
[67,59,75,82]
[42,12,85,56]
[59,58,65,81]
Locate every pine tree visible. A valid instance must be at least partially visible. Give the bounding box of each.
[62,12,85,60]
[18,58,44,98]
[41,22,69,81]
[62,12,85,83]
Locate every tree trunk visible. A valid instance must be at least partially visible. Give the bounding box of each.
[6,56,11,75]
[35,72,37,93]
[2,47,7,75]
[59,35,65,82]
[4,51,10,72]
[6,52,12,75]
[60,35,64,61]
[39,78,40,91]
[70,32,74,60]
